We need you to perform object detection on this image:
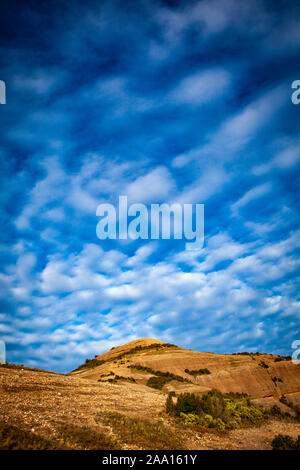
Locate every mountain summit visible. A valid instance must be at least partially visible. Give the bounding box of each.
[70,339,300,400]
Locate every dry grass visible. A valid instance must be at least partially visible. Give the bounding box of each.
[0,421,61,450]
[0,420,118,450]
[55,422,118,449]
[98,412,185,450]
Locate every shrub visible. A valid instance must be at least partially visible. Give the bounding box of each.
[279,396,300,422]
[180,412,201,426]
[185,368,211,376]
[259,361,269,369]
[269,405,286,419]
[279,394,289,406]
[114,375,136,383]
[180,412,226,431]
[176,393,201,414]
[232,351,263,356]
[272,434,300,450]
[166,389,269,430]
[99,371,114,378]
[129,364,192,384]
[147,376,171,390]
[102,375,136,384]
[227,391,249,399]
[274,356,291,362]
[272,376,283,384]
[225,399,265,426]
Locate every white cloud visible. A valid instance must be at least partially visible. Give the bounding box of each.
[154,0,271,53]
[170,68,231,106]
[4,227,300,371]
[253,140,300,175]
[231,183,271,216]
[15,156,67,230]
[176,165,229,204]
[125,166,176,204]
[172,84,286,169]
[125,243,156,267]
[43,207,65,222]
[13,72,59,95]
[104,284,141,300]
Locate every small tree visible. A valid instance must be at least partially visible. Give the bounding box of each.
[175,393,200,414]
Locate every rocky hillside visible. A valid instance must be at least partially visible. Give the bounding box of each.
[70,338,300,401]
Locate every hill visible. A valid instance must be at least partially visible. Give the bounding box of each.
[1,338,300,450]
[70,338,300,401]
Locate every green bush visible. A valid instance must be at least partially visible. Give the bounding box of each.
[129,364,192,384]
[176,393,200,414]
[102,375,136,384]
[180,412,226,431]
[114,375,136,383]
[166,389,269,430]
[147,376,171,390]
[179,412,201,426]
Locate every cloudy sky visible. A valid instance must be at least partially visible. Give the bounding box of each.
[0,0,299,372]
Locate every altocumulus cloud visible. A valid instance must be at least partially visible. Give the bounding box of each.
[0,0,299,372]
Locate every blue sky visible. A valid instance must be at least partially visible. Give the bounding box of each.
[0,0,299,373]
